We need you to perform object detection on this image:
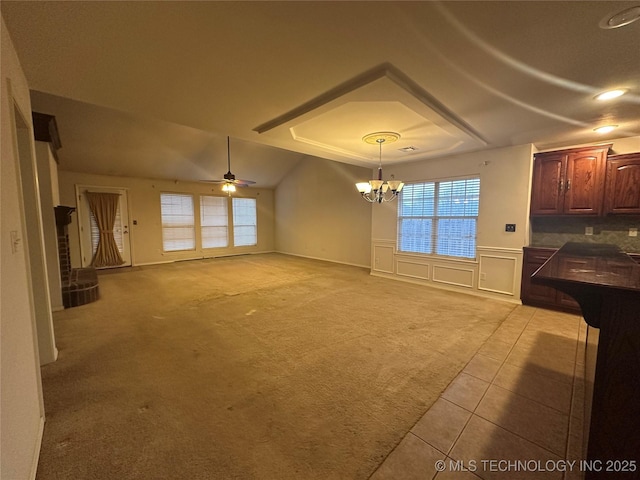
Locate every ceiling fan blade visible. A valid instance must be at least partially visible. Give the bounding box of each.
[233,179,256,186]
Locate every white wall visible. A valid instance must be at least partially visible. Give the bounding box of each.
[370,144,535,301]
[1,16,46,480]
[274,156,373,267]
[58,171,276,267]
[35,142,64,312]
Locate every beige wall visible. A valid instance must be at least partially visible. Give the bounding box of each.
[35,142,64,312]
[1,16,46,480]
[274,156,372,267]
[58,171,275,267]
[370,144,535,301]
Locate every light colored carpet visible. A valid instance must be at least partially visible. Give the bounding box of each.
[38,253,515,479]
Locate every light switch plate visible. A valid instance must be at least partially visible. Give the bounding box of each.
[630,228,638,237]
[585,226,594,236]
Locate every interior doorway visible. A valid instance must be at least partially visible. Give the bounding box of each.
[12,102,58,365]
[76,186,132,267]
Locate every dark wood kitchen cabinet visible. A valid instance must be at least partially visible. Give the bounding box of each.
[603,152,640,215]
[530,145,610,216]
[521,247,581,313]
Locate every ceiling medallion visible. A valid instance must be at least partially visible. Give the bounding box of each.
[355,132,404,204]
[362,131,401,145]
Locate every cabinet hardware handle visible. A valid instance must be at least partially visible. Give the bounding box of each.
[566,180,571,191]
[559,180,564,192]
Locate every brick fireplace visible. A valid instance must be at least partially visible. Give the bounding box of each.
[55,206,99,308]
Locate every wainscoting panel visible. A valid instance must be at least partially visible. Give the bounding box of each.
[370,242,523,302]
[372,242,395,274]
[397,259,430,280]
[477,246,523,298]
[432,265,474,288]
[478,254,517,295]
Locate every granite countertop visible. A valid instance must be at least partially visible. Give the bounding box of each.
[533,242,640,292]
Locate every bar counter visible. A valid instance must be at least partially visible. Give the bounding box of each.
[533,243,640,478]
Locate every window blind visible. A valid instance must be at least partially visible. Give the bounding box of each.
[398,178,480,259]
[232,198,257,247]
[160,193,195,252]
[200,195,228,248]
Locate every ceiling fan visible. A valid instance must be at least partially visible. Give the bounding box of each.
[203,136,256,192]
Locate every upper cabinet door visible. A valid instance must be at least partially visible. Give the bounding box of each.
[604,153,640,215]
[530,152,565,215]
[530,145,610,216]
[563,148,607,215]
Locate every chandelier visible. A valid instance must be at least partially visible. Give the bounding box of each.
[355,132,404,203]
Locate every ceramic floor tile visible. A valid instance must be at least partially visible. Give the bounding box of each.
[489,324,525,345]
[500,314,530,330]
[370,433,444,480]
[441,373,490,412]
[566,430,584,464]
[435,463,483,480]
[411,398,472,454]
[463,354,503,383]
[478,339,514,363]
[508,305,537,321]
[570,376,585,421]
[475,385,569,456]
[516,329,578,361]
[493,363,572,414]
[526,313,581,338]
[450,415,564,480]
[505,345,575,385]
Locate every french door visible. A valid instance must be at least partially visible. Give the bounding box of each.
[76,186,132,268]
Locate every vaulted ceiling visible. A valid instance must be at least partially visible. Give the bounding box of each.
[2,1,639,187]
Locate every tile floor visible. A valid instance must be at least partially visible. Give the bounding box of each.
[370,305,588,480]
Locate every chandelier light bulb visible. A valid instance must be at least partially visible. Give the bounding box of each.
[354,132,404,203]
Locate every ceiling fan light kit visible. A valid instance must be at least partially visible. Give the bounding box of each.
[203,136,256,194]
[355,132,404,203]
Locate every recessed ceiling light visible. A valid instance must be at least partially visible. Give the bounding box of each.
[594,89,628,101]
[593,125,618,134]
[599,6,640,29]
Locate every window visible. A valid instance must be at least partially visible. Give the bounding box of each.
[398,178,480,259]
[160,193,195,251]
[232,198,257,247]
[200,196,228,248]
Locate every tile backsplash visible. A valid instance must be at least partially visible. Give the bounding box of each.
[531,216,640,253]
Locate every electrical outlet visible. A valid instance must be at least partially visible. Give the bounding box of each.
[480,272,487,280]
[585,226,594,236]
[630,228,638,237]
[505,224,516,232]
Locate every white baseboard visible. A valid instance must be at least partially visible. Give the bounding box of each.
[134,250,277,267]
[278,251,370,269]
[30,415,45,480]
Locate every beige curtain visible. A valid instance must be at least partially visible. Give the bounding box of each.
[86,192,125,268]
